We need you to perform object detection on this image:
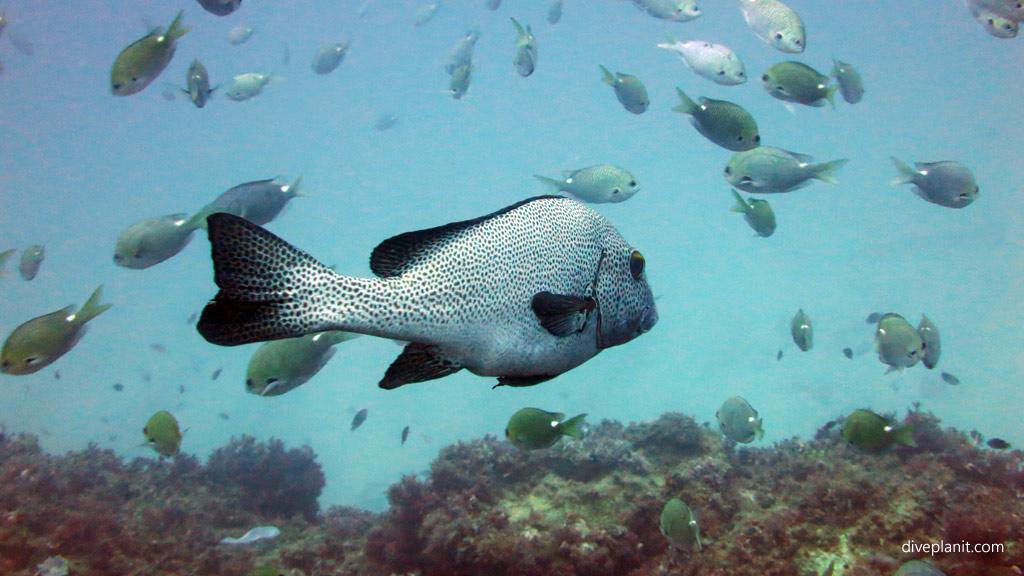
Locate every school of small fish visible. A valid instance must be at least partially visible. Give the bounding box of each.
[0,0,1016,547]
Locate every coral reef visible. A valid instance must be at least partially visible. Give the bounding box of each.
[0,410,1021,576]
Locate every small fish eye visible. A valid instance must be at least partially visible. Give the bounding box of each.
[775,33,783,40]
[629,250,645,280]
[629,181,637,187]
[761,74,769,82]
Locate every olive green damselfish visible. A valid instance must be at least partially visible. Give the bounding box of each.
[791,308,812,351]
[730,190,775,237]
[842,408,915,454]
[246,330,359,396]
[673,88,760,151]
[761,61,837,108]
[505,407,586,450]
[660,498,701,550]
[143,410,183,457]
[1,285,112,375]
[111,10,190,96]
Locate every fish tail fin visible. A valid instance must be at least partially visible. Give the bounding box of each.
[510,17,527,40]
[895,425,916,447]
[754,419,765,441]
[196,213,343,346]
[558,413,587,439]
[825,85,838,109]
[729,189,749,213]
[812,158,849,184]
[672,87,696,114]
[164,10,191,42]
[286,173,307,198]
[76,285,113,326]
[0,248,15,278]
[599,65,616,86]
[890,156,915,186]
[534,174,564,190]
[829,55,839,78]
[184,204,217,231]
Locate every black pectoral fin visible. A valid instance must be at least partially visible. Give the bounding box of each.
[531,292,596,337]
[493,374,557,389]
[379,343,463,390]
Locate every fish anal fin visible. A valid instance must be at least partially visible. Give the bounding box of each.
[370,195,564,278]
[532,291,596,337]
[493,374,556,388]
[379,343,462,390]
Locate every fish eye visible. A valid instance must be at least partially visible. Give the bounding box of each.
[629,250,645,280]
[761,74,769,82]
[774,33,783,40]
[629,180,637,187]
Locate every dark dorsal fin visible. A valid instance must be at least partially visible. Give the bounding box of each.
[379,343,463,390]
[370,195,565,278]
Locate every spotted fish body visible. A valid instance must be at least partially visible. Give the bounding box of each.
[197,196,658,389]
[738,0,805,53]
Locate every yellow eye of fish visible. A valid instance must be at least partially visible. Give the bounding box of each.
[629,251,645,280]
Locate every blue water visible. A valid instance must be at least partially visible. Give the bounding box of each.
[1,0,1021,512]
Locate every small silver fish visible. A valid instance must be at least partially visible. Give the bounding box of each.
[196,196,658,389]
[548,0,564,23]
[738,0,805,53]
[968,0,1019,38]
[18,245,44,281]
[227,25,255,46]
[224,72,277,102]
[631,0,701,22]
[658,37,746,86]
[411,2,440,27]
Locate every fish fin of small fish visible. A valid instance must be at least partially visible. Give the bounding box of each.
[895,425,916,447]
[557,413,587,438]
[285,173,307,198]
[672,87,696,114]
[370,195,563,278]
[531,291,596,337]
[493,373,556,388]
[825,85,838,109]
[0,248,15,277]
[184,203,217,231]
[884,365,902,375]
[822,559,835,576]
[163,10,191,43]
[889,156,915,186]
[729,189,749,213]
[599,65,616,86]
[782,102,798,115]
[534,175,564,190]
[197,213,337,345]
[510,17,527,38]
[76,285,113,327]
[379,343,462,390]
[811,158,849,184]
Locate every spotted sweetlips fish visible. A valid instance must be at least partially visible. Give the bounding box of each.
[197,195,658,389]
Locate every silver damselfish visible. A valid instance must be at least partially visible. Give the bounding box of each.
[197,196,658,389]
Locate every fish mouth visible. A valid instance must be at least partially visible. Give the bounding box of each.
[639,305,658,334]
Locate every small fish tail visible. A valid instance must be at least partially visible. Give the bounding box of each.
[889,156,915,186]
[0,248,15,278]
[672,87,697,114]
[197,213,342,346]
[599,65,616,86]
[558,413,587,438]
[76,285,113,327]
[287,173,307,198]
[533,175,564,191]
[510,17,526,38]
[825,85,838,109]
[184,203,217,231]
[729,189,749,213]
[895,425,916,447]
[812,158,849,185]
[164,10,191,42]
